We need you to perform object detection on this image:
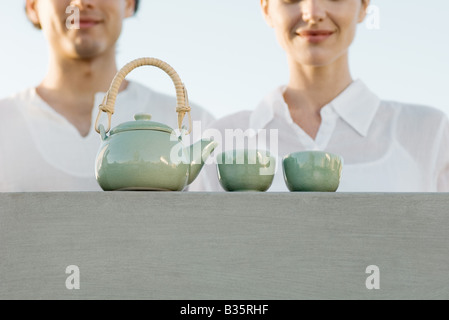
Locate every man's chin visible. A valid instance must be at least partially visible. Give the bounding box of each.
[68,37,106,59]
[72,44,104,60]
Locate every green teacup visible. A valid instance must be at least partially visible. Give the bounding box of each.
[217,149,276,192]
[282,151,343,192]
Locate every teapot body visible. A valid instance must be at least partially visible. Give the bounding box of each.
[94,58,218,191]
[95,129,190,191]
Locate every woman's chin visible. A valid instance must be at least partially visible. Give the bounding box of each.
[298,58,334,68]
[293,51,342,68]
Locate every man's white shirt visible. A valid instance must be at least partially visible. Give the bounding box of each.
[0,81,215,192]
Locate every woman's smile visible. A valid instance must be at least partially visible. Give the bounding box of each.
[297,29,335,43]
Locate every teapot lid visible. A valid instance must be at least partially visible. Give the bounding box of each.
[109,113,174,135]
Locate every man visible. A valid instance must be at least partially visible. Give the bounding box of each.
[0,0,215,192]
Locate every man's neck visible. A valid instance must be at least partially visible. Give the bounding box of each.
[36,49,127,137]
[40,49,123,96]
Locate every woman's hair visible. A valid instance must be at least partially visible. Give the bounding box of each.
[27,0,140,29]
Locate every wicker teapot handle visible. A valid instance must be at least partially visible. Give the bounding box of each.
[95,57,192,134]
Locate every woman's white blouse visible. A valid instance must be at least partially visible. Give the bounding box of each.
[191,80,449,192]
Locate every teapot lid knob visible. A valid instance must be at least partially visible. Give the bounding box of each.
[134,113,152,121]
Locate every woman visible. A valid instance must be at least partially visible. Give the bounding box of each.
[191,0,449,192]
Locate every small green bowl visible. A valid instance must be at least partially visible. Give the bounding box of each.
[282,151,343,192]
[217,149,276,192]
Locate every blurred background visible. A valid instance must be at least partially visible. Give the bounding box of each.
[1,0,448,119]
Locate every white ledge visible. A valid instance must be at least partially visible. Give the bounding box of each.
[1,192,448,300]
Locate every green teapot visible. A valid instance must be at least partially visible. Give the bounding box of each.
[94,58,217,191]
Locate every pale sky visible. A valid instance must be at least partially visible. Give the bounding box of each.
[1,0,448,119]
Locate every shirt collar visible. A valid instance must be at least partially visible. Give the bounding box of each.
[249,79,380,137]
[330,79,380,137]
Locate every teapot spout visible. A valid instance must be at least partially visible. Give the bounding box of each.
[187,138,218,185]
